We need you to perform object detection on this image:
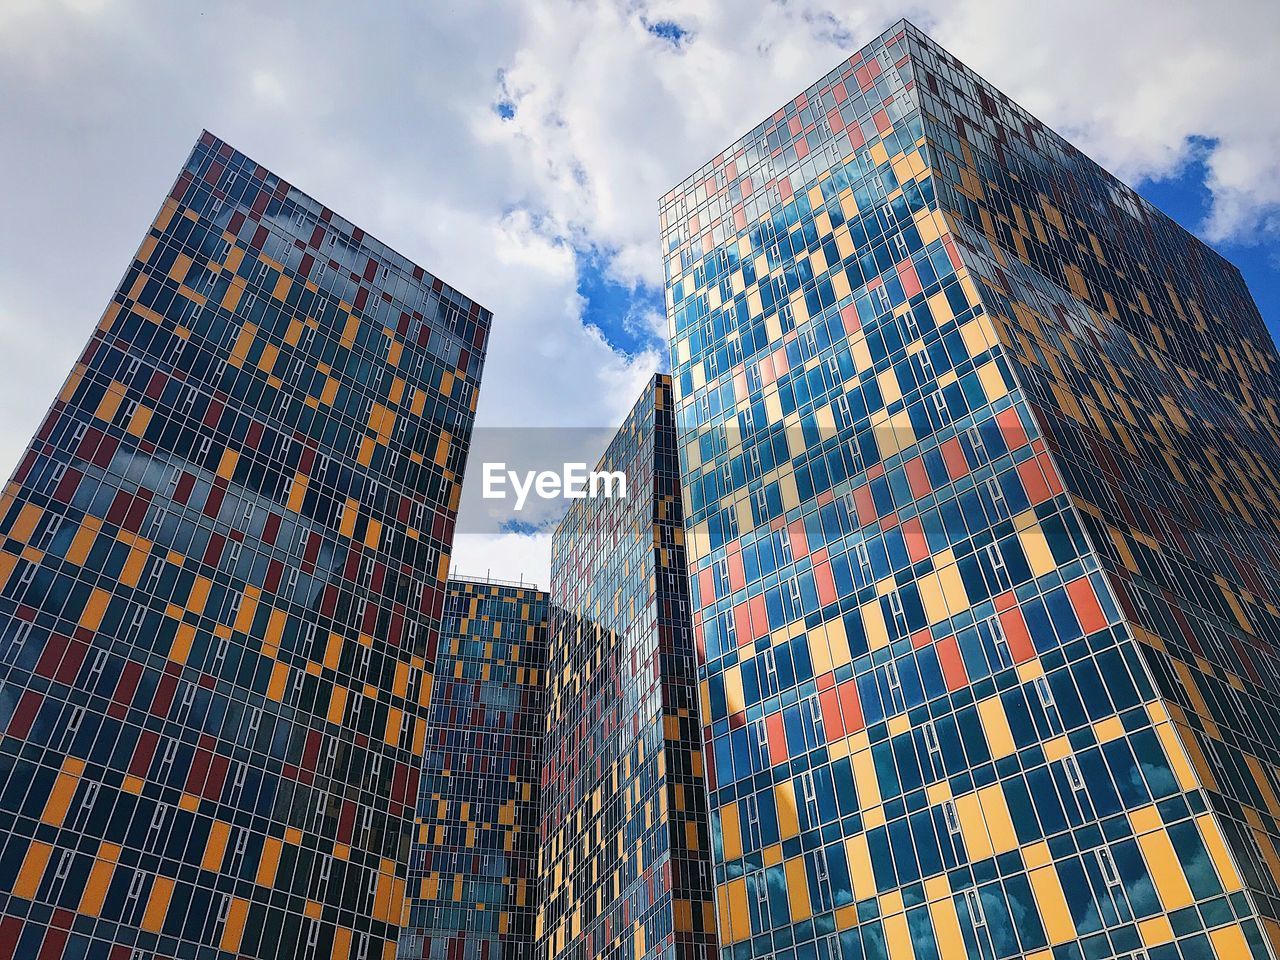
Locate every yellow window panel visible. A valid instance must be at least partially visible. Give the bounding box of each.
[1138,828,1194,910]
[141,875,174,932]
[784,856,812,921]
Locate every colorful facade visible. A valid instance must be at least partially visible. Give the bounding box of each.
[661,21,1280,960]
[537,374,719,960]
[0,132,489,959]
[401,578,547,960]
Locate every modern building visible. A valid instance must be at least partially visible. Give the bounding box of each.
[661,20,1280,960]
[401,578,547,960]
[537,374,719,960]
[0,132,489,959]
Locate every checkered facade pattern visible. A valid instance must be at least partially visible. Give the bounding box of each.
[661,21,1280,960]
[0,132,488,960]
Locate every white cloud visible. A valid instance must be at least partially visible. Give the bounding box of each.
[2,0,1277,582]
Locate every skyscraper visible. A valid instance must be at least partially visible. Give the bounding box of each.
[537,374,719,960]
[661,20,1280,960]
[402,578,547,960]
[0,132,489,959]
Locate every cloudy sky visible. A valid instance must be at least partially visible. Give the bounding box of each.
[3,0,1279,585]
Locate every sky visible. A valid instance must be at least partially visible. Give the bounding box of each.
[2,0,1279,586]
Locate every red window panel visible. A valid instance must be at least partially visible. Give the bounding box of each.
[901,517,929,564]
[37,927,68,960]
[33,633,71,681]
[837,679,864,734]
[898,260,923,299]
[6,691,42,739]
[53,467,82,504]
[765,712,789,767]
[151,673,178,718]
[202,755,230,800]
[940,438,969,481]
[0,917,23,960]
[54,638,90,686]
[813,560,837,607]
[905,457,931,499]
[936,636,968,691]
[749,595,769,642]
[697,568,715,607]
[728,551,746,592]
[851,485,877,527]
[998,608,1036,663]
[996,408,1030,451]
[111,662,143,714]
[185,746,213,794]
[1066,576,1108,634]
[129,730,160,777]
[105,490,133,527]
[819,688,845,739]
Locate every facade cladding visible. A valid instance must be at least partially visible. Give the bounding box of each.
[662,20,1280,960]
[0,133,489,959]
[537,374,719,960]
[401,578,547,960]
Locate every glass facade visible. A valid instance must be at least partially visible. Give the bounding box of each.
[537,374,719,960]
[661,21,1280,960]
[401,578,547,960]
[0,132,489,959]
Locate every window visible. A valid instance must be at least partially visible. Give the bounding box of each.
[158,738,179,777]
[887,590,908,635]
[799,328,818,359]
[929,389,949,425]
[761,648,779,695]
[904,308,921,342]
[924,721,942,773]
[1063,753,1085,792]
[774,527,793,564]
[833,394,852,430]
[228,763,248,803]
[873,284,891,313]
[966,424,988,464]
[87,648,109,683]
[720,609,737,648]
[943,800,961,836]
[3,621,32,664]
[176,682,196,722]
[854,541,873,582]
[146,556,165,591]
[985,476,1007,519]
[711,560,732,599]
[1096,846,1120,887]
[799,770,819,823]
[985,541,1011,592]
[229,828,249,871]
[985,615,1012,670]
[826,354,842,384]
[70,781,100,831]
[123,870,148,922]
[145,803,170,852]
[963,887,988,940]
[885,660,905,713]
[801,695,824,750]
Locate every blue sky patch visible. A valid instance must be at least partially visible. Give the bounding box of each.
[1135,138,1279,345]
[644,19,691,47]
